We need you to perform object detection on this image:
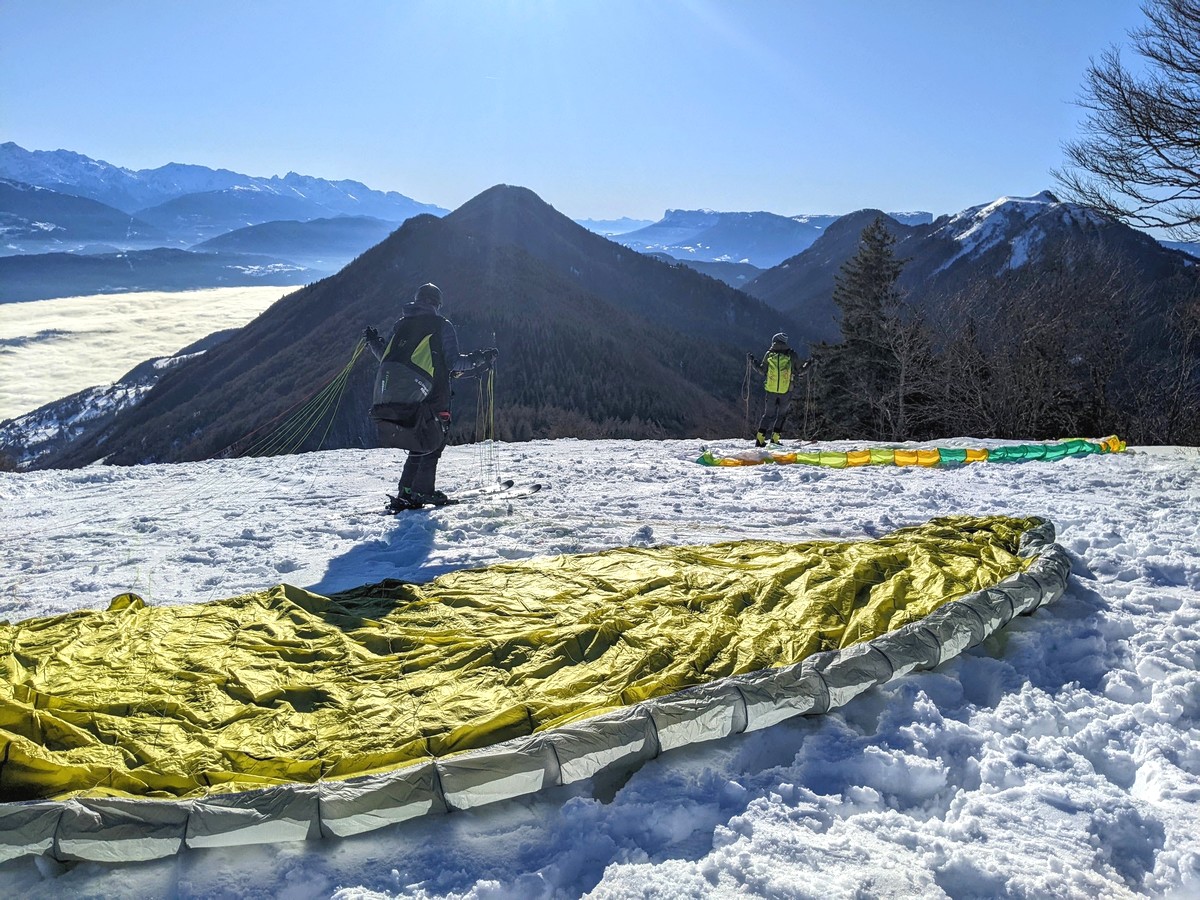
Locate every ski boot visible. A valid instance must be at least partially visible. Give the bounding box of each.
[412,489,452,506]
[386,488,423,512]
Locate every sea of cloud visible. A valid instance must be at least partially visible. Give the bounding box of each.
[0,286,291,421]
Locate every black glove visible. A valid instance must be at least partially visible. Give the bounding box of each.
[482,347,499,363]
[747,352,757,364]
[362,326,380,342]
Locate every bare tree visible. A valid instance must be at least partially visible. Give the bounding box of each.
[926,241,1146,440]
[1056,0,1200,238]
[1135,286,1200,441]
[874,311,937,441]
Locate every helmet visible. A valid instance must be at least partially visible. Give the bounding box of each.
[415,283,442,307]
[772,332,789,345]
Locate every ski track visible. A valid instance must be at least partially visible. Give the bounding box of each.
[0,439,1197,899]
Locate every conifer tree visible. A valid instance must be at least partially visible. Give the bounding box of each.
[810,216,909,439]
[832,216,903,358]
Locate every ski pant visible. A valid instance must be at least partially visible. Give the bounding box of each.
[757,392,790,437]
[399,445,444,495]
[376,420,447,495]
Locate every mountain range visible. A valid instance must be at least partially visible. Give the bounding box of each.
[1,143,935,299]
[21,185,795,468]
[0,177,165,251]
[0,142,445,227]
[744,191,1195,347]
[617,208,934,269]
[3,143,1197,466]
[6,176,1196,468]
[0,143,448,296]
[192,216,400,271]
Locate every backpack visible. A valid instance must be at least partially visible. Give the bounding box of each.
[764,350,794,394]
[370,313,447,437]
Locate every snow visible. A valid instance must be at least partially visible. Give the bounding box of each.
[931,192,1096,275]
[1,437,1198,898]
[3,381,150,457]
[228,262,307,276]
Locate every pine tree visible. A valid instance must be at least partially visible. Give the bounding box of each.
[832,216,903,359]
[811,216,910,439]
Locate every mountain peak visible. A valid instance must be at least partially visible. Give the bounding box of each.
[453,184,551,213]
[442,185,573,239]
[938,191,1109,265]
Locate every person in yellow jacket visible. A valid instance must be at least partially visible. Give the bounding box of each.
[748,332,807,447]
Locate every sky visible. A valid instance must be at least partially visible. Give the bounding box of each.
[0,437,1197,896]
[1,1,1153,221]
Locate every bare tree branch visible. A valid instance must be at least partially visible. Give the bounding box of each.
[1056,1,1200,237]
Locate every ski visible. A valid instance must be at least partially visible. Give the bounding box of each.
[476,482,542,502]
[452,479,516,500]
[374,480,541,514]
[443,481,543,505]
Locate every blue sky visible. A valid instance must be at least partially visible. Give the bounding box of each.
[2,1,1150,220]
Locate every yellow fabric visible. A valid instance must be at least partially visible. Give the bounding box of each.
[917,449,941,467]
[0,516,1037,803]
[410,334,435,376]
[869,448,895,465]
[819,450,848,468]
[764,351,793,394]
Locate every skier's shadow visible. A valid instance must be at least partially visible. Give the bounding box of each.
[306,511,462,598]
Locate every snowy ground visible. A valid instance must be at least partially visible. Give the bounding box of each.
[1,437,1198,899]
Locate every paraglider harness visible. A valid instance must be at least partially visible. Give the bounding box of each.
[370,312,449,453]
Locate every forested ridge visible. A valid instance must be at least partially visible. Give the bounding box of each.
[43,186,791,467]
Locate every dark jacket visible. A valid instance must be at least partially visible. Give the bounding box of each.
[366,295,476,414]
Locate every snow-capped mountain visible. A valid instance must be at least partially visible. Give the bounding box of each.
[744,190,1194,347]
[0,143,449,292]
[266,172,443,222]
[930,190,1113,273]
[618,208,934,268]
[0,143,446,230]
[0,144,257,213]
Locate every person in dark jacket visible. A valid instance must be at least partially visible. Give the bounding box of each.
[363,282,496,510]
[747,332,807,447]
